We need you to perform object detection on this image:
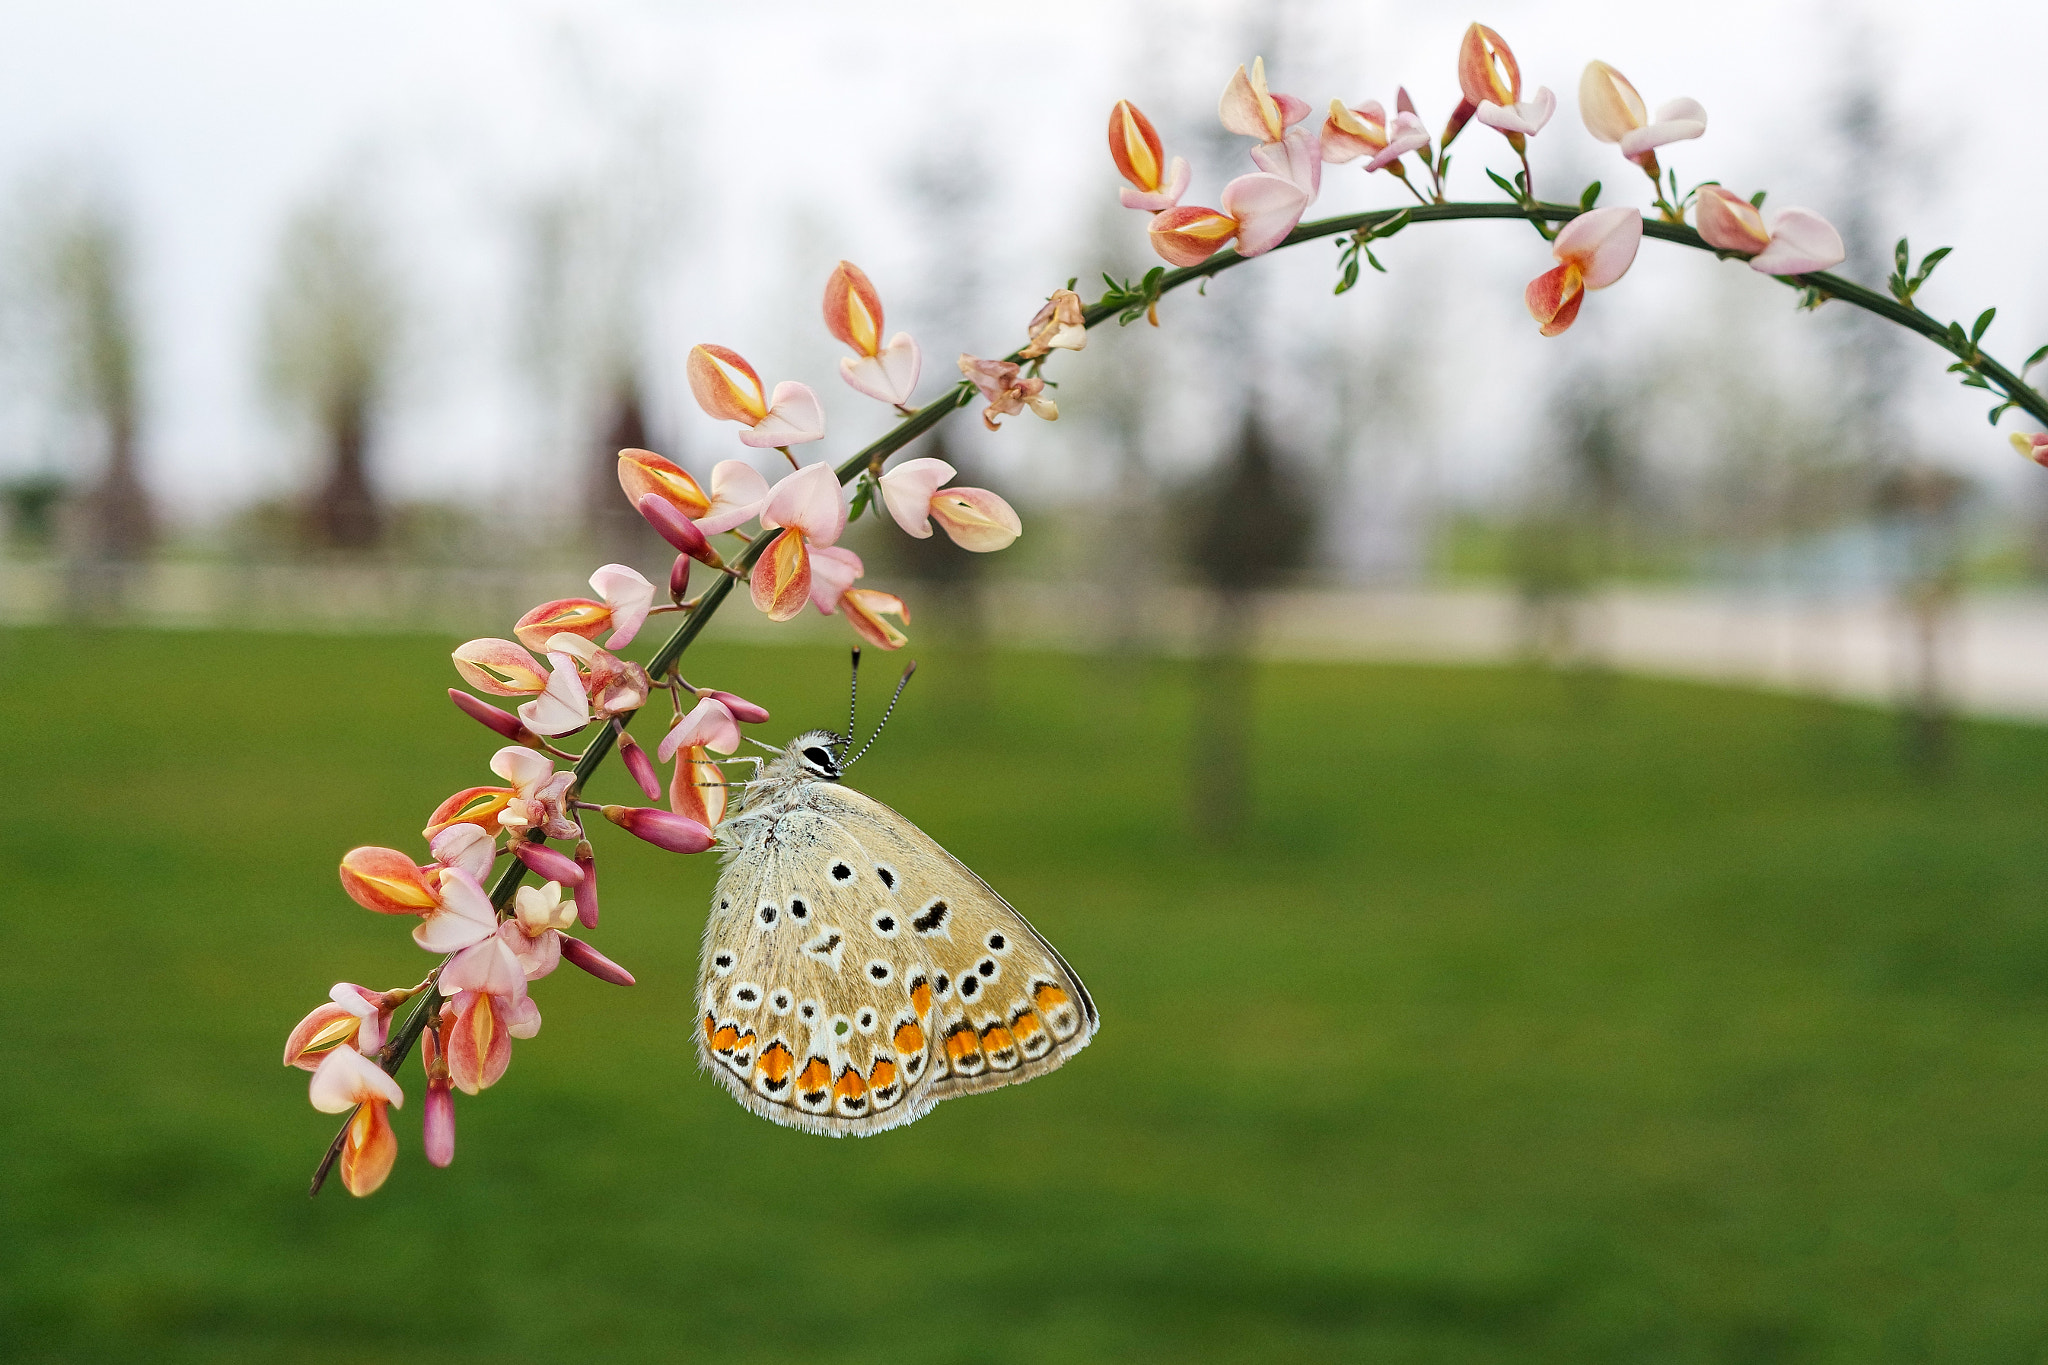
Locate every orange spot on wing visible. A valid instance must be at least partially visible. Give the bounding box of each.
[1010,1011,1045,1045]
[757,1042,793,1083]
[868,1056,898,1090]
[1032,982,1071,1014]
[893,1020,926,1055]
[797,1057,832,1093]
[710,1023,740,1054]
[909,977,932,1018]
[832,1066,867,1102]
[980,1023,1016,1054]
[944,1026,982,1066]
[701,1012,716,1044]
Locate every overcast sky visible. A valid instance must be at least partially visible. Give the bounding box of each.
[2,0,2043,524]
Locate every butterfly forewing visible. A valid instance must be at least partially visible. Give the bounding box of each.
[697,774,1094,1136]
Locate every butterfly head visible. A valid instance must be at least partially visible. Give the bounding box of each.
[791,729,846,781]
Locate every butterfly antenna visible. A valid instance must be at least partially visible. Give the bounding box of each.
[845,661,916,769]
[846,647,862,756]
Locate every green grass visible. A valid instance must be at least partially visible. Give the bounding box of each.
[7,627,2048,1363]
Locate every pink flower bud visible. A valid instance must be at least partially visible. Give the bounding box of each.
[619,731,663,801]
[449,689,528,740]
[573,840,599,927]
[561,934,637,986]
[636,493,714,561]
[701,689,770,725]
[513,840,585,885]
[423,1079,455,1167]
[602,804,714,853]
[669,553,691,604]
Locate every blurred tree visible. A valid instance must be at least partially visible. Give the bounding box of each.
[516,188,672,567]
[261,195,399,551]
[1511,376,1639,668]
[1181,406,1315,840]
[49,201,153,566]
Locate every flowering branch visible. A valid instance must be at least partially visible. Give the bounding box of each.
[298,26,2048,1199]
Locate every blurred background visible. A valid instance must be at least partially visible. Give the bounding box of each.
[8,1,2048,1360]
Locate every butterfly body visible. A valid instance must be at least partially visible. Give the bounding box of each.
[695,729,1096,1135]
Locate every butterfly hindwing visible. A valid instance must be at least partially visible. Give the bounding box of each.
[695,780,1094,1136]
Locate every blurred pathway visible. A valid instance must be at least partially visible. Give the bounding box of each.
[8,562,2048,721]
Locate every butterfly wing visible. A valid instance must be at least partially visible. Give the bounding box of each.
[695,782,1095,1136]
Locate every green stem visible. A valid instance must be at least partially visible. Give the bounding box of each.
[310,192,2046,1195]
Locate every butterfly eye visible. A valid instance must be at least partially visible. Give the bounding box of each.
[803,746,832,770]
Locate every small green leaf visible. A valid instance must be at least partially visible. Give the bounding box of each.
[1750,190,1768,209]
[1961,374,1991,390]
[1485,168,1518,199]
[1894,237,1910,274]
[1579,181,1601,210]
[2024,344,2048,371]
[1972,307,1996,344]
[1990,401,2017,424]
[1374,208,1413,238]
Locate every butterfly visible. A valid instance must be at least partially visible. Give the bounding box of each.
[693,658,1096,1135]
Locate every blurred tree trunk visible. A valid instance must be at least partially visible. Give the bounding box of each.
[41,199,154,617]
[1184,408,1312,842]
[262,194,398,554]
[585,376,671,565]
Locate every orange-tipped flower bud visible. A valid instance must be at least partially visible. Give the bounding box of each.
[822,261,885,358]
[687,345,769,424]
[751,526,812,622]
[339,847,439,913]
[1109,99,1166,193]
[616,448,709,519]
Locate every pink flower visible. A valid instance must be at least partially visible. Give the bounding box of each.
[511,563,656,651]
[337,846,499,953]
[423,746,578,843]
[669,739,727,830]
[500,880,577,980]
[958,355,1059,430]
[824,262,921,406]
[1218,57,1310,145]
[2013,432,2048,467]
[1580,61,1706,174]
[841,590,911,651]
[878,457,1022,552]
[1693,186,1844,276]
[808,544,865,614]
[283,982,410,1070]
[308,1045,404,1196]
[1109,100,1189,212]
[695,460,772,535]
[450,638,551,696]
[1019,289,1087,360]
[540,633,650,719]
[518,649,591,737]
[1321,97,1430,174]
[616,448,710,519]
[751,461,847,622]
[687,344,825,448]
[439,936,541,1095]
[1147,171,1310,267]
[1524,206,1643,337]
[1475,86,1556,138]
[658,696,742,761]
